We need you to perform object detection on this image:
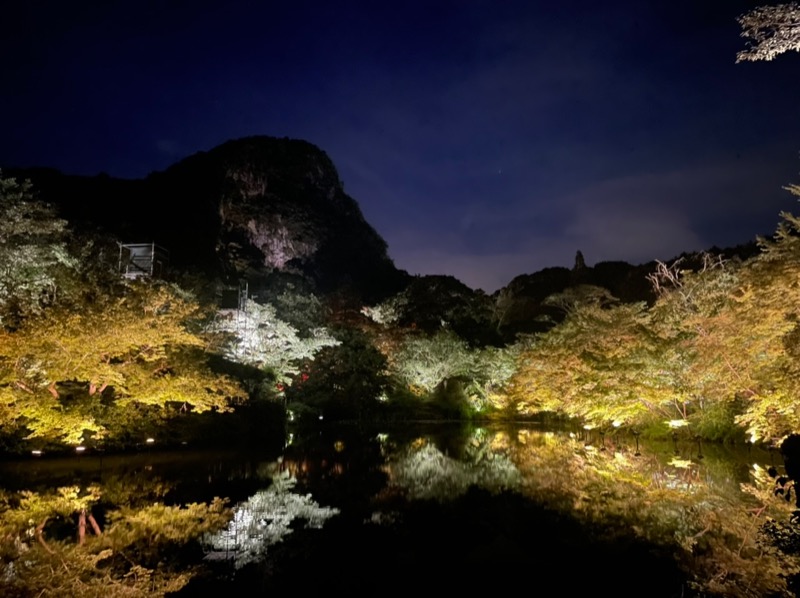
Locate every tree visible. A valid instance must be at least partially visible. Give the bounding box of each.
[390,330,476,395]
[286,327,389,421]
[364,275,499,345]
[204,298,339,388]
[509,300,680,429]
[0,171,78,329]
[726,205,800,442]
[0,280,245,446]
[737,3,800,62]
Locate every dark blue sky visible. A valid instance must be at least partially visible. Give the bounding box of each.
[3,0,800,292]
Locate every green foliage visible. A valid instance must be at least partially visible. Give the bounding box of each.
[287,326,389,421]
[365,275,499,345]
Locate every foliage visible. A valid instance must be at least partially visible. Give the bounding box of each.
[0,279,245,446]
[727,205,800,443]
[504,240,800,444]
[508,298,680,429]
[465,343,520,412]
[0,171,79,329]
[269,285,327,334]
[365,275,499,345]
[390,330,476,395]
[286,326,389,421]
[737,3,800,62]
[205,298,339,387]
[0,484,231,597]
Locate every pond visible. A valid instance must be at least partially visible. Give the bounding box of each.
[1,422,798,597]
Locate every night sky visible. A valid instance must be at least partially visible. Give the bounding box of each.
[3,0,800,292]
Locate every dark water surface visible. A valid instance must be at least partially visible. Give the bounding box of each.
[1,422,794,597]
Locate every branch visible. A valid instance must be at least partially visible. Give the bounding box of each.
[35,518,54,555]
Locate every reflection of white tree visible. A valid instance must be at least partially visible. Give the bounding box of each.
[385,442,521,501]
[203,471,339,568]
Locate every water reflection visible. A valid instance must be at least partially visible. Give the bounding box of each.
[1,424,798,597]
[204,469,340,568]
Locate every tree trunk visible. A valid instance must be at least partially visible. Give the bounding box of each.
[78,510,86,545]
[36,518,54,554]
[88,513,102,536]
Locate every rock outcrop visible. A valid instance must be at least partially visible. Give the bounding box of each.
[8,136,408,303]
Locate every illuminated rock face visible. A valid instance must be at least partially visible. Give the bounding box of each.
[171,136,407,300]
[10,136,407,302]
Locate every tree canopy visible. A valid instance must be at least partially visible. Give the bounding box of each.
[737,3,800,62]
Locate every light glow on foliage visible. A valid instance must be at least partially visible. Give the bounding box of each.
[206,299,339,385]
[0,172,78,327]
[737,3,800,62]
[1,280,244,444]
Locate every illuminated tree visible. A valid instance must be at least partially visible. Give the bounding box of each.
[0,171,78,329]
[737,3,800,62]
[725,206,800,442]
[510,299,682,429]
[646,254,750,437]
[390,330,475,395]
[205,298,339,387]
[0,280,245,445]
[286,326,388,421]
[465,343,520,411]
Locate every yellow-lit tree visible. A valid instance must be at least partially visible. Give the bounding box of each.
[507,280,690,431]
[646,254,750,439]
[0,279,245,446]
[725,205,800,443]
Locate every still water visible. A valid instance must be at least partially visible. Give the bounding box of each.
[1,422,797,597]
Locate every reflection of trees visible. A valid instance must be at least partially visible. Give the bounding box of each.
[203,470,339,568]
[383,431,521,501]
[500,427,800,597]
[0,479,230,597]
[0,455,269,597]
[379,426,800,596]
[280,429,389,510]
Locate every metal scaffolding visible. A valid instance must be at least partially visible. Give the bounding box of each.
[118,242,169,279]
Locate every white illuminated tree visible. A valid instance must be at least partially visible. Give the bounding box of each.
[0,172,78,328]
[737,3,800,62]
[206,299,339,385]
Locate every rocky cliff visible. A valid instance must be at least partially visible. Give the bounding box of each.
[8,136,408,302]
